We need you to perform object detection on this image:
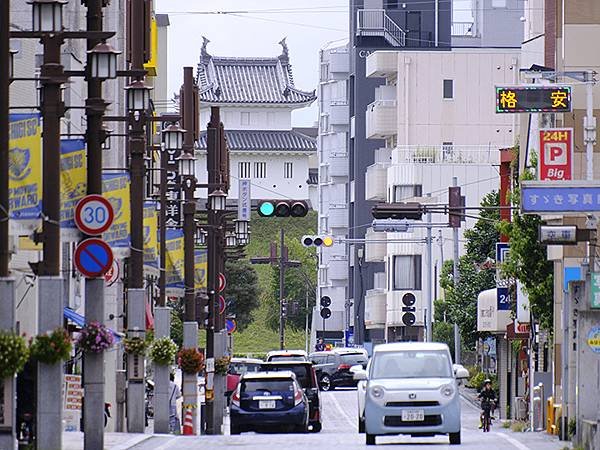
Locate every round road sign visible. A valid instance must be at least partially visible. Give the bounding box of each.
[75,195,114,236]
[104,260,120,286]
[218,273,226,293]
[218,295,226,315]
[74,238,114,278]
[226,319,237,334]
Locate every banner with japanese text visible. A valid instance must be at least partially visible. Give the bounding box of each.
[143,201,159,272]
[102,172,131,248]
[165,228,184,295]
[60,139,87,229]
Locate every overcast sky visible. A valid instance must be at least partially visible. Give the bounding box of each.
[155,1,472,127]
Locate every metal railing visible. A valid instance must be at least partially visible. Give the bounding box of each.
[357,9,406,47]
[451,21,475,37]
[393,144,502,165]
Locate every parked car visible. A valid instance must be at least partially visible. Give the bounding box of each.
[353,342,469,446]
[260,361,322,432]
[230,371,309,434]
[226,358,263,402]
[352,360,370,433]
[309,349,368,391]
[266,350,309,362]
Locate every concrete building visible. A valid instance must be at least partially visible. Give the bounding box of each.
[195,39,317,203]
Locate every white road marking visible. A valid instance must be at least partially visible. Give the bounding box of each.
[327,393,358,430]
[494,432,532,450]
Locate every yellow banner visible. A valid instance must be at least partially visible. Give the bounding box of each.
[8,113,42,220]
[102,173,131,248]
[166,229,184,294]
[195,249,207,290]
[60,140,87,228]
[143,202,159,269]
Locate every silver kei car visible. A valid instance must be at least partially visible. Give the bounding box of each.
[353,342,469,446]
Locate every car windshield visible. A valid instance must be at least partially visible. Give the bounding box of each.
[230,362,261,376]
[263,365,310,389]
[269,355,306,362]
[241,379,294,393]
[371,350,452,379]
[341,353,367,366]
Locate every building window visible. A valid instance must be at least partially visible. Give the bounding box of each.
[320,114,330,133]
[443,79,453,99]
[284,162,293,179]
[393,184,422,202]
[320,63,329,81]
[393,255,422,290]
[254,162,267,178]
[238,162,251,179]
[492,0,507,7]
[442,142,454,161]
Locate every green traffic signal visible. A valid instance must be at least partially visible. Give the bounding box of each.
[258,201,275,217]
[258,200,308,218]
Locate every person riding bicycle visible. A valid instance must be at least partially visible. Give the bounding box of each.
[477,379,497,429]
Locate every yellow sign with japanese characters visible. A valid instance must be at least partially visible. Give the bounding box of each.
[496,86,571,113]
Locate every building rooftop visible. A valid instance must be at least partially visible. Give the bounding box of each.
[198,130,316,153]
[196,37,316,106]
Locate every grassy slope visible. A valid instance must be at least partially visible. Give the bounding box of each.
[199,211,317,355]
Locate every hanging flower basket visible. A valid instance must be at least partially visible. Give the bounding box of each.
[123,336,148,356]
[30,328,72,365]
[177,348,204,374]
[0,331,29,379]
[214,356,231,376]
[76,321,114,353]
[149,337,178,366]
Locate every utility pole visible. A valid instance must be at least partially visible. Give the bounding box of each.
[280,228,286,350]
[584,70,597,182]
[451,177,461,364]
[425,194,433,342]
[0,3,17,449]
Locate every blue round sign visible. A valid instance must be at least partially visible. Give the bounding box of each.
[226,319,237,334]
[74,238,114,278]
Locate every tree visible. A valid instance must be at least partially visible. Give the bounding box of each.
[439,192,499,349]
[224,259,260,331]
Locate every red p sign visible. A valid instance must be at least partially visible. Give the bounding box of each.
[539,129,572,181]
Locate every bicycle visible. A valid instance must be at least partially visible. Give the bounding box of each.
[481,400,494,433]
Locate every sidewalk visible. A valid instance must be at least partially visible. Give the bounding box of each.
[63,432,152,450]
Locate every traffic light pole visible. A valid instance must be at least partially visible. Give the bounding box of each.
[279,228,286,350]
[452,177,461,364]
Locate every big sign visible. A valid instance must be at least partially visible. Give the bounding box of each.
[539,129,573,181]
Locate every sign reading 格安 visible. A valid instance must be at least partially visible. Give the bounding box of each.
[496,85,571,113]
[539,129,573,181]
[591,273,600,310]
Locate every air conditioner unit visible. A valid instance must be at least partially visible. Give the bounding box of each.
[387,290,423,327]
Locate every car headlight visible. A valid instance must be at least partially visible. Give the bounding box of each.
[370,386,385,399]
[440,384,455,397]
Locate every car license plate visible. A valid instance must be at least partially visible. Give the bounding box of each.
[402,409,424,422]
[259,400,276,409]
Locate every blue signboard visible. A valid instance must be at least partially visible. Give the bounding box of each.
[522,182,600,213]
[497,287,511,311]
[496,242,510,264]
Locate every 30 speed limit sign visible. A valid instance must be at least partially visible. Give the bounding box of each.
[75,195,114,236]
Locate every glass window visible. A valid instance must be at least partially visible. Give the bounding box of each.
[254,162,267,178]
[443,79,453,99]
[371,350,452,379]
[340,353,368,366]
[393,255,422,290]
[238,162,251,179]
[393,184,422,202]
[284,162,293,179]
[241,379,294,393]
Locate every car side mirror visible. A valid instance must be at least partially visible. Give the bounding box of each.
[454,367,469,379]
[353,369,367,381]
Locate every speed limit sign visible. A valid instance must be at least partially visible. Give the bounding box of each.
[74,195,114,236]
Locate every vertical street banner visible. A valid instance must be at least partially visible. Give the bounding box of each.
[8,113,42,221]
[539,128,573,181]
[143,201,159,272]
[165,145,182,227]
[195,249,207,290]
[60,139,87,229]
[165,228,184,295]
[238,179,251,221]
[102,172,131,248]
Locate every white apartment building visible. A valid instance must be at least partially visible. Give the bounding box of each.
[315,40,351,342]
[195,40,316,202]
[363,48,520,341]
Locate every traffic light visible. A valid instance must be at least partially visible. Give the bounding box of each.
[196,293,210,328]
[448,186,462,228]
[372,202,423,220]
[257,200,308,218]
[282,300,288,319]
[301,235,334,247]
[401,292,416,326]
[319,296,331,319]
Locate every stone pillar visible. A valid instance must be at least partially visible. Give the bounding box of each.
[0,278,16,450]
[182,322,198,434]
[126,289,146,432]
[153,307,171,434]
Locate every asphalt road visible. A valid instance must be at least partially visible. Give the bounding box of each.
[129,388,566,450]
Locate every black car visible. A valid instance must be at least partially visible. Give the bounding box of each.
[309,350,368,391]
[260,361,322,432]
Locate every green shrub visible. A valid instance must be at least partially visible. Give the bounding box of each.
[468,371,485,389]
[568,418,576,439]
[510,421,528,432]
[502,421,511,429]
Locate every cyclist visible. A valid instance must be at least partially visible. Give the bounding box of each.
[477,379,497,431]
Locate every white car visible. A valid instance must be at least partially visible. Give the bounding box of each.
[266,350,309,362]
[353,342,469,446]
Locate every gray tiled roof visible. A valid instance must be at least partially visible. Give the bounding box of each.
[198,130,316,152]
[197,39,316,105]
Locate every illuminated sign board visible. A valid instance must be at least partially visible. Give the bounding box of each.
[496,85,572,113]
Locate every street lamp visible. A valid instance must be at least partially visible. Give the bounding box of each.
[208,188,227,212]
[162,123,185,151]
[234,219,249,236]
[9,49,18,80]
[125,79,152,112]
[87,41,121,80]
[177,151,196,178]
[195,227,207,247]
[225,233,237,248]
[28,0,66,33]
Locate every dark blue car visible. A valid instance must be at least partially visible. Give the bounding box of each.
[230,370,309,434]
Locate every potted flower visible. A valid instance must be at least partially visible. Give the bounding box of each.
[76,321,114,353]
[123,336,147,356]
[0,331,29,379]
[214,356,231,376]
[149,337,178,366]
[30,328,72,365]
[177,348,204,374]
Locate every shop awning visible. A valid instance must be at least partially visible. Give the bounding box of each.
[63,307,123,342]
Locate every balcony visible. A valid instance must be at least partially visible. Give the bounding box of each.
[328,257,348,281]
[330,101,349,126]
[365,227,386,262]
[329,205,349,229]
[330,50,349,74]
[329,153,348,178]
[451,21,476,37]
[366,100,397,139]
[366,51,398,78]
[365,162,389,201]
[392,144,502,165]
[357,9,406,47]
[364,288,386,329]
